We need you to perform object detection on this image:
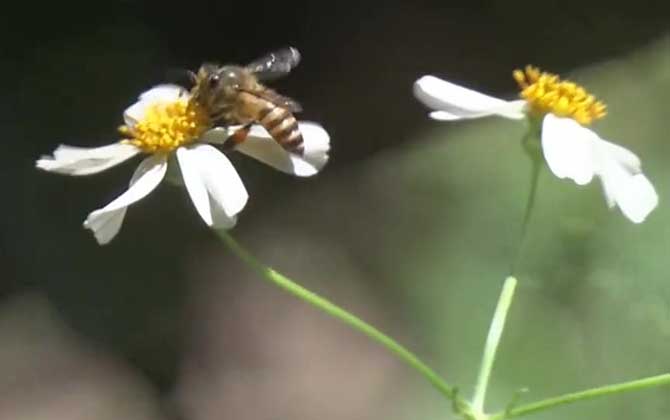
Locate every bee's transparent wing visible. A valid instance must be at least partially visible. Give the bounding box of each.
[246,47,301,81]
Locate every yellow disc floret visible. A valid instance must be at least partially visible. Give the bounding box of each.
[119,98,211,153]
[513,65,607,125]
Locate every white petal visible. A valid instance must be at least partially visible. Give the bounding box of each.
[429,111,462,121]
[177,145,248,228]
[234,122,331,177]
[542,115,658,223]
[541,114,597,185]
[139,84,187,102]
[199,127,231,144]
[593,138,658,223]
[124,84,188,126]
[36,142,141,176]
[593,138,640,207]
[124,102,148,127]
[594,137,641,173]
[83,154,167,244]
[614,174,658,223]
[413,75,526,120]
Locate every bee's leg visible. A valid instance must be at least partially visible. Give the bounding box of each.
[222,123,253,151]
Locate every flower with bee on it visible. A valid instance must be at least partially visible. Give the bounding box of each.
[36,84,330,245]
[413,66,658,224]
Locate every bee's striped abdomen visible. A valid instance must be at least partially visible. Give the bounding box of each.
[258,103,304,155]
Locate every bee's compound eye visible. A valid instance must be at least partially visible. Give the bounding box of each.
[208,74,220,88]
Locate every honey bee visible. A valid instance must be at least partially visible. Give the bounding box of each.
[190,47,305,155]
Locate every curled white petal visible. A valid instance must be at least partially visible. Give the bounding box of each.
[414,75,526,121]
[233,122,331,177]
[542,114,658,223]
[124,84,188,126]
[594,139,658,223]
[176,144,249,228]
[541,114,596,185]
[83,154,168,245]
[36,142,141,176]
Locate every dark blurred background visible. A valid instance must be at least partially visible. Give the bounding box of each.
[1,1,669,419]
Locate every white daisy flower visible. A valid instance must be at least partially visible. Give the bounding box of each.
[414,66,658,223]
[37,85,330,244]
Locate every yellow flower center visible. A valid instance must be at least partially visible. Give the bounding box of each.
[119,98,211,153]
[513,65,607,125]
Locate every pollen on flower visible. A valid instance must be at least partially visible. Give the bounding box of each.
[119,99,211,153]
[513,65,607,125]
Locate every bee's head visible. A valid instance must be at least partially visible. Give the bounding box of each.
[198,64,246,98]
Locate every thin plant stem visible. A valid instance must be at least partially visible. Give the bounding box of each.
[490,373,670,419]
[217,230,461,404]
[471,276,518,413]
[510,158,541,275]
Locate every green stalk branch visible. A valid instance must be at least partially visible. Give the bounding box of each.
[472,276,518,413]
[490,373,670,419]
[217,231,460,404]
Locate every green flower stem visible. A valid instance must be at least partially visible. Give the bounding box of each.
[490,373,670,419]
[217,231,460,404]
[472,276,518,413]
[510,156,541,275]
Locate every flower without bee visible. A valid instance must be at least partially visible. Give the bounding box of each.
[414,66,658,223]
